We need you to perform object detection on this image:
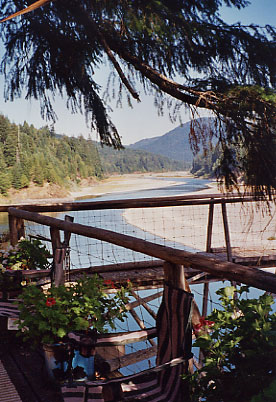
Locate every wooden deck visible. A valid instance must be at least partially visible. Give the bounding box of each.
[211,246,276,268]
[0,340,63,402]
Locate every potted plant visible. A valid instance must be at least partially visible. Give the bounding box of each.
[16,275,131,382]
[0,237,51,299]
[184,286,276,402]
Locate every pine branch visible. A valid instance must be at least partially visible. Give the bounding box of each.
[0,0,51,23]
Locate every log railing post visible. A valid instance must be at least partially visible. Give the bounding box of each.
[50,227,65,286]
[7,207,276,294]
[8,214,25,246]
[221,202,238,291]
[221,202,232,262]
[50,215,74,286]
[163,262,201,328]
[206,202,214,253]
[64,215,74,247]
[202,202,214,317]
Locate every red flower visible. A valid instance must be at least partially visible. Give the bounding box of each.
[46,297,56,307]
[104,279,115,288]
[193,316,214,335]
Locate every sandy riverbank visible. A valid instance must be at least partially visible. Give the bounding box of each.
[69,172,194,200]
[123,184,276,257]
[0,171,197,205]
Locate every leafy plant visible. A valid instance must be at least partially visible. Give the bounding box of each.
[0,238,51,290]
[16,275,131,346]
[184,286,276,402]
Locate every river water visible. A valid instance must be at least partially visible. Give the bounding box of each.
[1,176,274,374]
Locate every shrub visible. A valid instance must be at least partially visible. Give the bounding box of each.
[184,286,276,402]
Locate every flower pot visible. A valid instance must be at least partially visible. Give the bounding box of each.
[43,343,71,383]
[72,351,95,381]
[68,329,97,381]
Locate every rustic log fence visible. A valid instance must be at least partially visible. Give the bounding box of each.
[3,194,276,382]
[7,205,276,293]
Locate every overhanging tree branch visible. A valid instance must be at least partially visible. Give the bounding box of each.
[0,0,275,197]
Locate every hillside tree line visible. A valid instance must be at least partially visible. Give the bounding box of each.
[0,0,275,198]
[0,114,103,195]
[0,114,186,196]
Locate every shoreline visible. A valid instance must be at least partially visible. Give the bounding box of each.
[0,171,215,206]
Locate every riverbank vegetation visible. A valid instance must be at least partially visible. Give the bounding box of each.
[0,115,103,196]
[0,114,185,197]
[184,286,276,402]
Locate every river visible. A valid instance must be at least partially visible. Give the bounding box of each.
[0,175,274,374]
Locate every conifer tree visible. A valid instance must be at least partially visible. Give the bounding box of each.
[0,147,10,195]
[0,114,10,143]
[3,123,17,167]
[0,0,275,196]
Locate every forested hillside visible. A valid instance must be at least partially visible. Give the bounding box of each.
[191,146,220,178]
[0,115,187,196]
[0,115,103,195]
[97,145,187,174]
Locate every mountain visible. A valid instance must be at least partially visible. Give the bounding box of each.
[129,117,215,164]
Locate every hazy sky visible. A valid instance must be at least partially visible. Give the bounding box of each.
[0,0,275,145]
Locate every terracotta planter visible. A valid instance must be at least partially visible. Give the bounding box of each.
[43,343,71,383]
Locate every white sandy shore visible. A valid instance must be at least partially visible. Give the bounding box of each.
[123,183,276,259]
[69,172,191,200]
[1,170,275,268]
[1,171,196,205]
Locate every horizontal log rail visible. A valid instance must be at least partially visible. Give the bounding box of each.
[105,345,157,372]
[0,192,263,213]
[8,207,276,293]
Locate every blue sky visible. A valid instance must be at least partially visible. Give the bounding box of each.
[0,0,275,145]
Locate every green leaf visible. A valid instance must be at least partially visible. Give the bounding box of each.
[57,328,67,339]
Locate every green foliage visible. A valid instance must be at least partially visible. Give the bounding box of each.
[0,116,104,192]
[0,171,11,195]
[16,275,131,346]
[15,238,51,270]
[4,123,17,167]
[0,238,51,271]
[251,379,276,402]
[0,1,275,196]
[11,164,29,189]
[0,238,51,290]
[191,143,221,178]
[184,286,276,402]
[98,145,186,174]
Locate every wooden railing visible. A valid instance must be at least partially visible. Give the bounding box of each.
[8,206,276,293]
[0,192,258,213]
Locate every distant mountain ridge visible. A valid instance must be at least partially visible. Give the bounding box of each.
[129,117,215,163]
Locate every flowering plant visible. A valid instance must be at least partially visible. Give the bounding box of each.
[193,316,214,337]
[0,238,51,290]
[16,275,131,346]
[184,286,276,402]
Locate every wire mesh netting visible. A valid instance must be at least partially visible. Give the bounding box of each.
[7,198,276,375]
[22,200,276,271]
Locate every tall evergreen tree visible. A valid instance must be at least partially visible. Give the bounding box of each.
[3,123,17,167]
[0,147,10,195]
[0,114,10,143]
[0,0,275,196]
